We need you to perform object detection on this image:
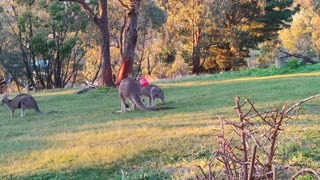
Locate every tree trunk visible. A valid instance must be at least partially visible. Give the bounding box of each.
[10,4,36,90]
[118,56,134,83]
[92,58,102,84]
[54,39,62,88]
[116,0,141,86]
[191,0,202,75]
[59,0,114,87]
[100,23,114,86]
[192,28,201,75]
[99,0,114,87]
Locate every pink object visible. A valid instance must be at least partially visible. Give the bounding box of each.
[139,77,149,87]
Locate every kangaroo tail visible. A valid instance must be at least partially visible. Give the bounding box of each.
[131,95,174,111]
[34,107,44,115]
[30,99,44,115]
[131,95,158,111]
[155,106,175,110]
[46,111,58,114]
[36,110,58,115]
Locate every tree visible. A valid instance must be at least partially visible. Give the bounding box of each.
[279,0,320,61]
[161,0,262,73]
[59,0,114,87]
[82,45,102,84]
[0,6,2,54]
[163,0,211,74]
[0,0,36,89]
[1,0,90,89]
[205,0,297,71]
[135,1,166,76]
[0,52,26,91]
[116,0,142,85]
[251,0,298,41]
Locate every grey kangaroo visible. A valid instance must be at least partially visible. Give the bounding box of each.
[141,85,165,107]
[118,77,173,112]
[1,93,48,117]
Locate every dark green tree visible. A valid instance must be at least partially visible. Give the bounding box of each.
[1,0,89,89]
[206,0,297,71]
[251,0,299,41]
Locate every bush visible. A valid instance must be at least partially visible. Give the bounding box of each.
[285,59,302,69]
[195,96,320,179]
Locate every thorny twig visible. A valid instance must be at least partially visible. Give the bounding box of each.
[285,94,320,115]
[195,95,320,179]
[290,168,320,180]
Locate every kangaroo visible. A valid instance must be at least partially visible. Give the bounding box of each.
[141,85,165,107]
[1,93,52,117]
[118,77,172,112]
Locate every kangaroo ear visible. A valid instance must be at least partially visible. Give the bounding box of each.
[136,74,141,81]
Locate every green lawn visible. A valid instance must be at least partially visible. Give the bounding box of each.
[0,72,320,179]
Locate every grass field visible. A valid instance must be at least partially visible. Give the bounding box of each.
[0,71,320,179]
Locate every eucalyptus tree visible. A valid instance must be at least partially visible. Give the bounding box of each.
[1,0,90,89]
[135,0,166,75]
[58,0,114,87]
[0,3,25,90]
[0,52,26,90]
[161,0,212,74]
[208,0,264,71]
[0,7,2,54]
[116,0,142,85]
[279,0,320,61]
[0,0,36,88]
[160,0,261,73]
[44,1,89,88]
[160,0,297,72]
[58,0,144,86]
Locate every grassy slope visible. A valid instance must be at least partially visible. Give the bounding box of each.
[0,71,320,179]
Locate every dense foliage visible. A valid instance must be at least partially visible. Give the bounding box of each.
[0,0,319,89]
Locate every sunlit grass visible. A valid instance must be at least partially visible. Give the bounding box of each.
[160,71,320,88]
[0,72,320,178]
[31,88,78,97]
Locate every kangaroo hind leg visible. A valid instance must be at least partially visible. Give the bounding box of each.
[118,93,127,113]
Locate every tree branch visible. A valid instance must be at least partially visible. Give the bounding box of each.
[278,48,317,64]
[290,168,320,180]
[117,0,130,10]
[59,0,99,25]
[285,94,320,115]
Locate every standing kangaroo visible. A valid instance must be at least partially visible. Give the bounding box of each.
[119,77,170,112]
[1,93,46,117]
[141,85,165,107]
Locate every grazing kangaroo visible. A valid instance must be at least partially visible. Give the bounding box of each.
[1,93,51,117]
[118,77,172,112]
[142,85,165,107]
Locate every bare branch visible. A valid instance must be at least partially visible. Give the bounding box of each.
[117,0,130,10]
[278,48,317,64]
[247,131,268,155]
[195,95,320,179]
[285,94,320,115]
[248,145,257,180]
[197,165,208,180]
[59,0,99,25]
[290,168,320,180]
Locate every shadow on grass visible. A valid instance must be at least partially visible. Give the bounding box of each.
[12,149,173,180]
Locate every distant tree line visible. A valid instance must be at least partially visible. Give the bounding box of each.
[0,0,319,90]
